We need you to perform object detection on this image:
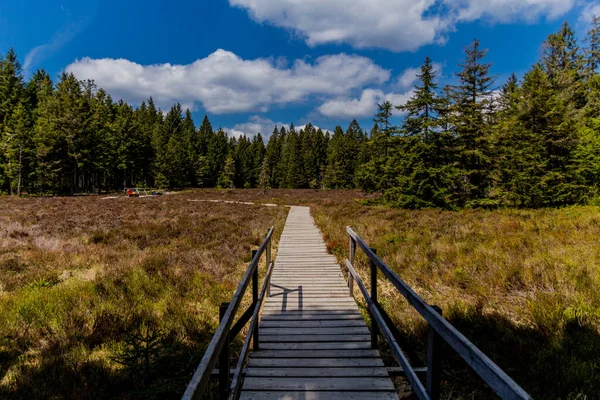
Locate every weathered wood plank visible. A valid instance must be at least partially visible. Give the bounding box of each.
[260,334,370,343]
[260,319,365,328]
[242,377,395,391]
[240,391,398,400]
[260,327,369,335]
[248,357,385,368]
[250,349,381,359]
[245,367,390,377]
[259,342,372,350]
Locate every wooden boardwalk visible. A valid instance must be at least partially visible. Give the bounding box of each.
[240,206,397,400]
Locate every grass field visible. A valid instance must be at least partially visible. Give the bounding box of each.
[179,190,600,399]
[0,192,287,399]
[1,189,599,399]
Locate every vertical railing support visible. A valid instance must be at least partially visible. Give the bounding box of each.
[252,249,259,351]
[218,302,230,400]
[348,236,356,296]
[427,305,443,400]
[266,238,272,297]
[370,248,379,349]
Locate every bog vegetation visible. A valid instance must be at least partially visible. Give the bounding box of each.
[175,189,600,399]
[0,193,286,399]
[2,21,600,210]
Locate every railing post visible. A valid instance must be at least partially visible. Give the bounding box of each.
[427,305,443,400]
[218,302,230,400]
[266,237,272,297]
[252,249,259,351]
[348,236,356,296]
[370,248,379,349]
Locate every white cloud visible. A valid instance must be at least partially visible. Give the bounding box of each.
[580,2,600,24]
[224,115,330,138]
[451,0,575,23]
[66,50,390,114]
[225,115,286,138]
[230,0,449,52]
[229,0,575,52]
[396,62,442,90]
[318,88,414,119]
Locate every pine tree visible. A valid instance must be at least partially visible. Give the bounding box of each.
[2,103,31,195]
[386,56,456,208]
[374,101,395,157]
[206,129,228,187]
[449,39,496,206]
[584,16,600,76]
[259,158,270,191]
[218,155,235,188]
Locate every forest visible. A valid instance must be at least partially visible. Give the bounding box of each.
[2,20,600,208]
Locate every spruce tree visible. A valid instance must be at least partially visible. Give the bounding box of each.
[584,16,600,76]
[449,39,496,206]
[3,102,31,195]
[387,56,456,208]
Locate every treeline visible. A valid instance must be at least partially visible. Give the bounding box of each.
[2,20,600,208]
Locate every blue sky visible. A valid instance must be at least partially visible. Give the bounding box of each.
[1,0,598,136]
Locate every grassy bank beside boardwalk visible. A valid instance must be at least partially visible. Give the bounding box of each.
[0,192,286,399]
[173,189,600,399]
[311,198,600,399]
[1,188,599,399]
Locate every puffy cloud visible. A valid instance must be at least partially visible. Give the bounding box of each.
[225,115,286,138]
[66,49,390,114]
[229,0,575,52]
[318,88,414,119]
[580,2,600,24]
[229,0,448,52]
[396,62,442,90]
[224,115,329,138]
[451,0,575,22]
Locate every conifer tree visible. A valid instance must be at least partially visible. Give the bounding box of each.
[218,155,235,188]
[206,129,228,187]
[3,102,31,195]
[449,39,496,205]
[584,16,600,76]
[386,56,456,208]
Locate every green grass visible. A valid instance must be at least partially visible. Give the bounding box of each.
[2,188,599,399]
[0,193,286,399]
[311,201,600,399]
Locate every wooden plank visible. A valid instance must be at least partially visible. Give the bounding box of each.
[248,358,385,368]
[242,377,395,391]
[261,307,360,313]
[263,299,357,306]
[250,349,381,358]
[260,327,369,335]
[260,314,364,321]
[260,334,371,343]
[260,320,365,328]
[240,391,398,400]
[245,367,390,377]
[259,342,372,350]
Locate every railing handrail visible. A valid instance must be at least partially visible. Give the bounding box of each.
[182,227,274,400]
[346,226,532,400]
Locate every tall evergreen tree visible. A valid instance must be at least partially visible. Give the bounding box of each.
[386,56,456,208]
[449,39,496,205]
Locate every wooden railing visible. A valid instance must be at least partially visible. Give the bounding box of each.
[345,226,533,400]
[182,227,274,400]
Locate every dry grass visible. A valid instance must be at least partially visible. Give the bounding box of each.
[182,189,600,400]
[0,192,287,399]
[3,188,599,399]
[309,196,600,400]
